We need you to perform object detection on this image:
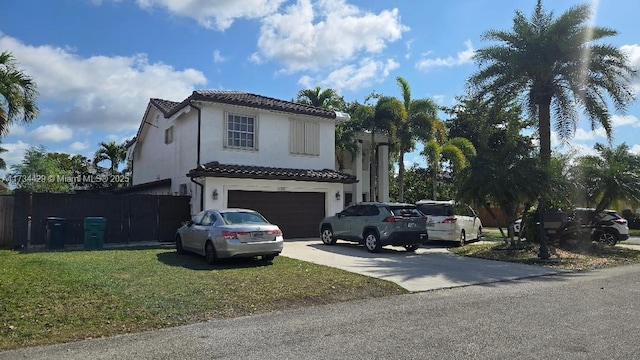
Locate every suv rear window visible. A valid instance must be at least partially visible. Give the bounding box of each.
[390,206,423,217]
[416,204,453,216]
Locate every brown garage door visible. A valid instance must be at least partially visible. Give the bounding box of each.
[227,190,325,239]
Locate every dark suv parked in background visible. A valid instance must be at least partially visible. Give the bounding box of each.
[319,202,428,253]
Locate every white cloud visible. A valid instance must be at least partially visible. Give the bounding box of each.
[248,52,264,65]
[416,40,475,71]
[631,144,640,155]
[432,95,446,105]
[611,114,639,127]
[134,0,285,30]
[258,0,408,72]
[574,127,607,141]
[621,44,640,93]
[212,50,225,63]
[0,35,207,132]
[316,58,400,91]
[28,124,73,142]
[7,124,27,136]
[1,141,31,168]
[69,141,90,152]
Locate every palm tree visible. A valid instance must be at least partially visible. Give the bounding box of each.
[468,0,637,163]
[0,143,7,170]
[371,96,405,201]
[296,86,356,171]
[0,51,39,136]
[94,140,126,174]
[574,143,640,215]
[395,77,441,202]
[295,86,345,110]
[458,125,547,245]
[422,137,476,201]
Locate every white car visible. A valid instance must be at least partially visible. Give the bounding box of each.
[514,219,522,236]
[574,208,629,245]
[416,200,483,246]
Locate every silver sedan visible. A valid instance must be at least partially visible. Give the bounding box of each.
[176,208,284,263]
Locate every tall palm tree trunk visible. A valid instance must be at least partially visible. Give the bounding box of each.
[398,151,405,202]
[539,99,553,163]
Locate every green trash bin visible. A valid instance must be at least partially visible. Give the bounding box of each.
[46,217,66,249]
[84,217,106,250]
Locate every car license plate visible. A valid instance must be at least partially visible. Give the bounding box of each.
[408,223,416,228]
[251,231,265,239]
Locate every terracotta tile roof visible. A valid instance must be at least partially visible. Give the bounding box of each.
[150,98,182,116]
[161,90,338,119]
[188,161,357,184]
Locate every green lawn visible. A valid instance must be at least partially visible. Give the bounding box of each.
[0,247,406,351]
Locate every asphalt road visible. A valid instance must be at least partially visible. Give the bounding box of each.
[3,264,639,360]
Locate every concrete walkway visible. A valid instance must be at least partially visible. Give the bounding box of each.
[281,239,564,292]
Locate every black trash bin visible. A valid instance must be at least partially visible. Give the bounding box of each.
[84,217,106,250]
[46,217,66,249]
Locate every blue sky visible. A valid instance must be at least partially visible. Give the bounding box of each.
[1,0,639,175]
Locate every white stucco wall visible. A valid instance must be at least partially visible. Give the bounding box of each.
[131,101,339,197]
[131,105,197,194]
[197,102,336,170]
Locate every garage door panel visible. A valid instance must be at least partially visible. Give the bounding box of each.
[228,191,325,239]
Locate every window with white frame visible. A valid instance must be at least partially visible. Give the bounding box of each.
[164,126,174,144]
[225,113,256,149]
[290,120,319,156]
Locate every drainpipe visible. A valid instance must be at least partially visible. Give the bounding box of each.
[190,102,202,166]
[189,102,204,212]
[190,177,204,212]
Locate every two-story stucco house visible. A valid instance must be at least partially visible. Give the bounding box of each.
[126,90,376,238]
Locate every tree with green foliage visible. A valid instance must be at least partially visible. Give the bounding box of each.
[450,97,544,244]
[469,0,637,163]
[94,140,126,174]
[371,96,405,201]
[295,86,346,110]
[394,77,441,202]
[573,143,640,215]
[0,142,7,170]
[422,137,476,201]
[10,146,74,193]
[0,51,39,136]
[296,87,357,171]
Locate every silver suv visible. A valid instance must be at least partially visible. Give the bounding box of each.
[319,202,428,252]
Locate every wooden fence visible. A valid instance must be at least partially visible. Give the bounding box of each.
[0,192,191,249]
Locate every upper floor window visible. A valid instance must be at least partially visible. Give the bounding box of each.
[226,113,256,150]
[164,126,174,144]
[290,120,319,156]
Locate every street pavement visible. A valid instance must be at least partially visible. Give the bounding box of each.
[280,239,564,292]
[3,264,639,360]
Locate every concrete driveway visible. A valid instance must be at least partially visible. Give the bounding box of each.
[281,239,563,292]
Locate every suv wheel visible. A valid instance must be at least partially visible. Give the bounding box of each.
[364,231,381,253]
[320,226,337,245]
[459,230,466,247]
[596,230,618,246]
